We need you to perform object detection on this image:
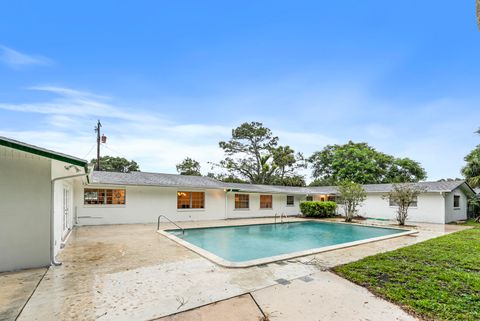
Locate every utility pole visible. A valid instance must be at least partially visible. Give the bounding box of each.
[94,120,102,171]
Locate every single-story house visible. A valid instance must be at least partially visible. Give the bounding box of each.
[0,136,476,271]
[76,171,475,226]
[0,136,89,272]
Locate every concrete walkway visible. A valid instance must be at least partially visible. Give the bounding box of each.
[156,294,265,321]
[252,271,417,321]
[0,268,46,321]
[0,218,467,321]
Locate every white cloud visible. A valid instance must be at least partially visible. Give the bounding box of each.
[0,85,159,123]
[0,45,52,67]
[1,84,479,182]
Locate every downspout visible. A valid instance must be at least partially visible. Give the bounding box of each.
[225,189,228,219]
[50,172,89,266]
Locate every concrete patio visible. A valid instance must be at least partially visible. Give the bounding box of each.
[0,218,468,321]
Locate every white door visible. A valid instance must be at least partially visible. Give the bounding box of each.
[62,186,71,238]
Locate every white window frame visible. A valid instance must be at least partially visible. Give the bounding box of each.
[83,187,127,207]
[177,190,206,211]
[234,193,250,210]
[389,196,418,208]
[453,195,461,209]
[260,194,273,210]
[286,195,295,206]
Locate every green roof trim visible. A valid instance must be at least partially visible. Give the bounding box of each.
[0,136,89,171]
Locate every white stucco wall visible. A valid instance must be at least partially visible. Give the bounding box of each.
[71,183,461,226]
[74,184,227,225]
[444,187,468,223]
[74,185,304,225]
[354,192,446,224]
[225,193,302,219]
[0,148,51,271]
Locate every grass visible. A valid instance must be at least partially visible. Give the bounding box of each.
[459,219,480,227]
[334,226,480,321]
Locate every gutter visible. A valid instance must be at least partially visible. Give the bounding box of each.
[50,172,89,266]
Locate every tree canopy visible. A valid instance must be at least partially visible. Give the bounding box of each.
[176,157,202,176]
[216,122,306,185]
[462,145,480,188]
[90,156,139,172]
[308,141,427,185]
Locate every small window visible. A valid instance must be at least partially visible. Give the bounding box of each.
[177,191,205,209]
[389,196,418,207]
[84,188,126,205]
[235,194,249,209]
[453,195,460,208]
[260,195,273,209]
[306,196,313,201]
[327,195,336,202]
[286,195,294,206]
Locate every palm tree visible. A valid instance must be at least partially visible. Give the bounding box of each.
[462,145,480,188]
[478,0,480,30]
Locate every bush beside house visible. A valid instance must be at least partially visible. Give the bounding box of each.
[300,201,337,217]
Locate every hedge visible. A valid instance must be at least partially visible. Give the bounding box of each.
[299,201,337,217]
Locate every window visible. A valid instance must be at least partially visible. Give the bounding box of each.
[84,188,126,205]
[177,191,205,209]
[306,196,313,201]
[260,195,273,209]
[389,196,418,207]
[327,195,336,202]
[286,195,294,206]
[235,194,249,209]
[454,195,460,208]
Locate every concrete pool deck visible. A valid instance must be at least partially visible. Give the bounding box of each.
[0,218,469,321]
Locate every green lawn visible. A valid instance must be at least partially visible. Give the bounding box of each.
[334,226,480,321]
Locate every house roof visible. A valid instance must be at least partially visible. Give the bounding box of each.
[91,171,472,195]
[0,136,88,170]
[91,171,227,189]
[360,180,468,193]
[224,182,312,195]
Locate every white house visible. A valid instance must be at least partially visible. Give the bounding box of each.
[75,171,475,226]
[0,136,476,272]
[0,136,89,272]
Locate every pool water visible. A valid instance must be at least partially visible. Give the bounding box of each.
[168,221,406,263]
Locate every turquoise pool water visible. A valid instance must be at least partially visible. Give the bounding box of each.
[168,221,406,262]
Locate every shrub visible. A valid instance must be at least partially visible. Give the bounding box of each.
[300,201,337,217]
[337,181,366,222]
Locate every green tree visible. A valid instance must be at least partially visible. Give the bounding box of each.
[271,145,306,182]
[90,156,139,172]
[176,157,202,176]
[272,174,306,187]
[309,178,336,187]
[217,122,305,184]
[385,184,426,225]
[337,181,366,222]
[462,145,480,188]
[462,128,480,188]
[477,0,480,30]
[309,141,426,185]
[207,172,249,183]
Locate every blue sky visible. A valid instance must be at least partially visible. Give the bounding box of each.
[0,1,479,181]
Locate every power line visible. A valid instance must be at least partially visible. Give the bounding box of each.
[82,143,96,159]
[102,144,130,159]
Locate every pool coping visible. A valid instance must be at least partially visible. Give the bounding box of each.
[157,220,418,268]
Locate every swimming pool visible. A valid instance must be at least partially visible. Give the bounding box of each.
[161,221,414,267]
